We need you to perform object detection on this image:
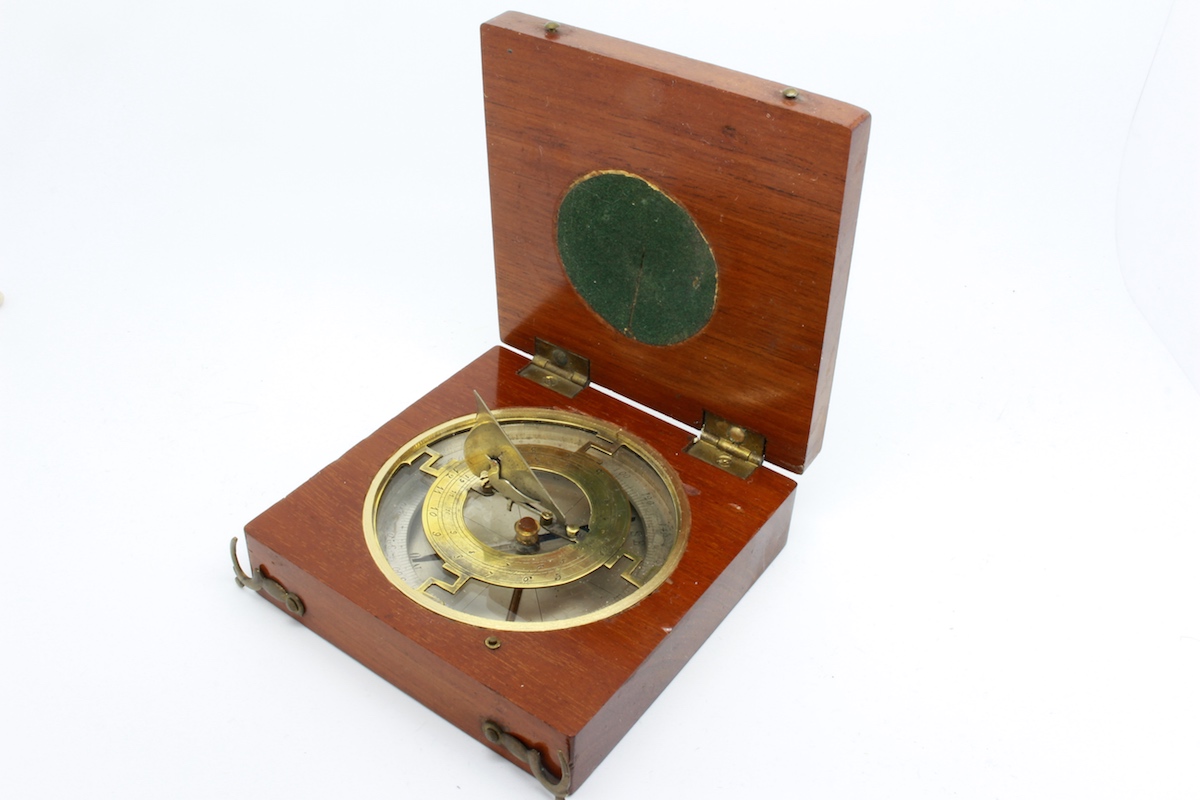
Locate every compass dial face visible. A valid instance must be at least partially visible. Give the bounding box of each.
[364,407,689,631]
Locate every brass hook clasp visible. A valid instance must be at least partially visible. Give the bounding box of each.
[482,719,571,798]
[230,537,305,617]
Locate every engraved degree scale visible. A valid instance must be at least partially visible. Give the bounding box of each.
[232,11,869,797]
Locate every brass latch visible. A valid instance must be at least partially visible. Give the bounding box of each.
[684,411,765,479]
[230,537,305,617]
[519,339,590,398]
[482,719,571,798]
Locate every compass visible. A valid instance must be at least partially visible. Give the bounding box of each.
[232,11,868,797]
[364,396,689,631]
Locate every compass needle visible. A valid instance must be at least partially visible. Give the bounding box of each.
[506,588,523,622]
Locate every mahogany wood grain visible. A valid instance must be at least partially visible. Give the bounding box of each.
[244,346,795,792]
[482,11,870,473]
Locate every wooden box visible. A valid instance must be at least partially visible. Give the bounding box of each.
[236,11,869,796]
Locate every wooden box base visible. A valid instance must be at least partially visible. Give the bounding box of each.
[243,346,796,793]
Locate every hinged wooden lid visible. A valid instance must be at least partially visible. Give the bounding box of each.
[482,11,870,473]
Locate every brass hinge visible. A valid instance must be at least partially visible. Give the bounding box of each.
[685,411,765,479]
[519,339,590,398]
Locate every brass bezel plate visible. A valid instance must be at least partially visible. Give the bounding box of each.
[362,407,691,632]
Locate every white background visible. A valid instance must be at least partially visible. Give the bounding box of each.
[2,2,1197,799]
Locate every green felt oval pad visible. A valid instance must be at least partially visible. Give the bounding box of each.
[556,171,717,346]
